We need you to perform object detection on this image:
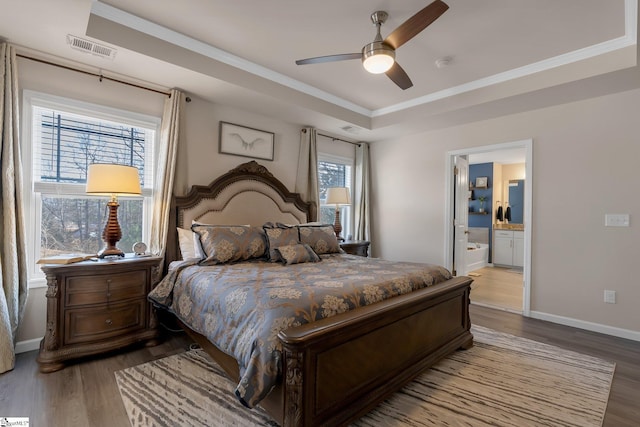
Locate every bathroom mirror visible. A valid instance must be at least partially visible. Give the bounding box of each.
[508,179,524,224]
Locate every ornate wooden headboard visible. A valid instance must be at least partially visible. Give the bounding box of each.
[165,161,315,269]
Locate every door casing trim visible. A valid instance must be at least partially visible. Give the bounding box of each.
[444,139,533,316]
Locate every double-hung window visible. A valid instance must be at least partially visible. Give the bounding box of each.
[318,155,353,239]
[22,91,159,284]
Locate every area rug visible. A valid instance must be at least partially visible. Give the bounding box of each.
[115,326,615,427]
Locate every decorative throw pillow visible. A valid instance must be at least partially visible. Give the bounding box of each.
[192,225,267,265]
[297,224,341,255]
[177,227,206,260]
[263,223,300,262]
[274,243,321,265]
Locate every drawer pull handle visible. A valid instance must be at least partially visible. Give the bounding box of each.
[105,319,113,325]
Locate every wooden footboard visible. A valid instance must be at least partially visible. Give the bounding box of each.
[177,275,472,426]
[276,275,473,426]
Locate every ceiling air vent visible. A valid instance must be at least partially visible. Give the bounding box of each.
[341,125,361,135]
[66,35,117,60]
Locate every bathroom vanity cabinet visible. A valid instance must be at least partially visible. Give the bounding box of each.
[493,230,524,267]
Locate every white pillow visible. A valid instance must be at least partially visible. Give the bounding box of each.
[179,221,252,260]
[177,227,205,260]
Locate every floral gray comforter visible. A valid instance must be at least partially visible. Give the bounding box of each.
[148,253,452,408]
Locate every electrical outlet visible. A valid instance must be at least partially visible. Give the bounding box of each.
[605,214,630,227]
[604,290,616,304]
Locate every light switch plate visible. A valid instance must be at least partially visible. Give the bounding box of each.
[605,214,630,227]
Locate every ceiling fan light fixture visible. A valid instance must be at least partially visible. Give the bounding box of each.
[362,42,395,74]
[296,2,449,89]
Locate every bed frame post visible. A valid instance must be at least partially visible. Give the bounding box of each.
[283,351,305,426]
[164,197,178,274]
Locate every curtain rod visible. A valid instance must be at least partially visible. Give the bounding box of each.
[301,129,360,147]
[318,133,361,147]
[17,53,171,97]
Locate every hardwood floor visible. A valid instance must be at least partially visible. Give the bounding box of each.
[1,307,638,426]
[469,265,523,312]
[0,328,192,427]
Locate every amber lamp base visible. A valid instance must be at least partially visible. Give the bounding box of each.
[98,200,125,258]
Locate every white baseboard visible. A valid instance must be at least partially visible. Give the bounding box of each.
[16,337,41,354]
[467,261,487,273]
[529,311,640,342]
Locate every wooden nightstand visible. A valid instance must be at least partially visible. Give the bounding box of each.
[37,255,163,373]
[340,240,370,257]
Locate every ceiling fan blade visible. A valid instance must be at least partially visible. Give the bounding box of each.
[384,0,449,49]
[296,53,362,65]
[385,62,413,90]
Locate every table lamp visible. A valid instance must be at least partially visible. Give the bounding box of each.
[86,164,142,258]
[325,187,351,241]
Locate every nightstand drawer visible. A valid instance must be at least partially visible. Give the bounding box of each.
[65,270,148,307]
[64,300,146,345]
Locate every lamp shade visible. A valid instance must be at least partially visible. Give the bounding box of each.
[86,164,142,196]
[325,187,351,205]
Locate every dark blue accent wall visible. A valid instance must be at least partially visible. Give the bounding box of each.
[469,163,493,262]
[508,179,524,224]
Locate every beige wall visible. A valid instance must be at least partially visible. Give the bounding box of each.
[174,96,303,197]
[16,58,305,345]
[371,88,640,335]
[501,163,525,181]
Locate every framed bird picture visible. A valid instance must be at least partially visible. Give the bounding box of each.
[219,121,275,161]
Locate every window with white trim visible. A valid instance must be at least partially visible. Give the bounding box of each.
[22,91,159,283]
[318,155,353,240]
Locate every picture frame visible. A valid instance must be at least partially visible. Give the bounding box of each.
[475,176,488,188]
[219,121,274,161]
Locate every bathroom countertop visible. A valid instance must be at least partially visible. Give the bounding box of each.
[494,224,525,231]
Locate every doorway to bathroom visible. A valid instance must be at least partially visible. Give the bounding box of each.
[469,266,523,312]
[444,139,532,315]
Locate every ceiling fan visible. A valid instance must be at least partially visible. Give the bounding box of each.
[295,0,449,90]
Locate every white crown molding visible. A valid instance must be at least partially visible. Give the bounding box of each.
[373,36,636,117]
[375,0,637,117]
[91,0,637,119]
[90,1,370,117]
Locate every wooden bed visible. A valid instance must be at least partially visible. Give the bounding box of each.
[163,160,473,426]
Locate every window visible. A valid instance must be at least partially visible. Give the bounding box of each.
[318,155,353,239]
[23,91,159,284]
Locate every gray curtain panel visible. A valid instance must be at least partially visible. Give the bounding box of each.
[295,127,319,221]
[0,42,29,373]
[354,142,371,244]
[150,89,183,256]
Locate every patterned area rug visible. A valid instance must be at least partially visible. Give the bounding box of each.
[115,326,614,427]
